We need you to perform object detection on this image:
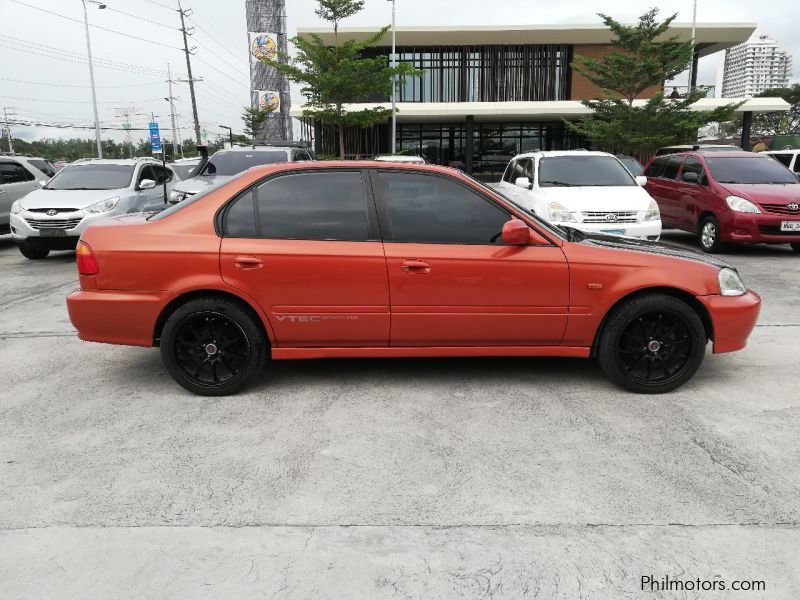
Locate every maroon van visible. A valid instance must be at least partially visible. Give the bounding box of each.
[643,151,800,253]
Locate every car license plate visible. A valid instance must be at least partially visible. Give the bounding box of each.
[780,221,800,232]
[39,229,67,237]
[601,229,626,236]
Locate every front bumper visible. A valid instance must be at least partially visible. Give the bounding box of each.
[697,290,761,354]
[67,288,174,347]
[720,212,800,244]
[9,210,115,248]
[555,219,662,240]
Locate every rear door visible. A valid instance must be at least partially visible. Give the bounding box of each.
[0,161,38,227]
[675,156,713,230]
[220,169,390,347]
[651,156,685,227]
[371,169,569,347]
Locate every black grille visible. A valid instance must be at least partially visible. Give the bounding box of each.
[759,225,800,236]
[27,208,80,214]
[25,218,83,230]
[759,203,800,215]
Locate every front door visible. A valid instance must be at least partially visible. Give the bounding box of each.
[370,170,569,347]
[220,169,389,347]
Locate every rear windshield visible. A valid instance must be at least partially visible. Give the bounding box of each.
[147,177,232,221]
[538,156,635,187]
[199,151,288,177]
[706,157,798,185]
[45,164,134,190]
[171,163,200,180]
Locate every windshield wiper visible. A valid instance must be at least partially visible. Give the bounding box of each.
[540,180,573,187]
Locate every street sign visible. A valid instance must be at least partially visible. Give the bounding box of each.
[149,122,162,153]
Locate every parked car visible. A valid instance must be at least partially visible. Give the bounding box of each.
[765,150,800,177]
[616,155,644,176]
[67,161,760,396]
[375,155,426,164]
[643,150,800,253]
[9,157,177,259]
[498,151,661,240]
[169,157,202,180]
[655,144,742,156]
[0,156,51,234]
[168,143,313,204]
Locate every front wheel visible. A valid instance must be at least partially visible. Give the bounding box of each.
[699,215,725,253]
[18,244,50,260]
[597,294,707,394]
[791,243,800,253]
[160,297,269,396]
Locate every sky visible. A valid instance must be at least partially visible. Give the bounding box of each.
[0,0,796,145]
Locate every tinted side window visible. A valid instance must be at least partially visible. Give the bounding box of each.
[374,171,510,245]
[662,157,683,180]
[794,158,800,174]
[644,157,667,178]
[0,162,35,183]
[502,160,517,183]
[256,171,369,241]
[138,165,156,184]
[28,159,56,178]
[681,157,706,185]
[152,166,173,184]
[770,154,792,168]
[224,190,257,237]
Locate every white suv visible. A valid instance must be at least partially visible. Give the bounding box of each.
[497,150,662,240]
[0,156,52,234]
[10,158,177,259]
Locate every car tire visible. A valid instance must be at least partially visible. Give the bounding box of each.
[160,297,269,396]
[597,294,707,394]
[698,215,725,253]
[791,243,800,253]
[18,244,50,260]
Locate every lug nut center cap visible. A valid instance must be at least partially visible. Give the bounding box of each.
[647,340,662,353]
[204,343,218,356]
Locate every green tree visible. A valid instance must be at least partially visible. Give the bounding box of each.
[241,106,275,148]
[567,9,740,158]
[263,0,420,158]
[753,85,800,136]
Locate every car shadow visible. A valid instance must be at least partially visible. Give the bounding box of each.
[660,229,797,257]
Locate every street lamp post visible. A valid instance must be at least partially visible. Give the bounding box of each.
[687,0,698,91]
[219,125,234,148]
[388,0,396,155]
[81,0,106,159]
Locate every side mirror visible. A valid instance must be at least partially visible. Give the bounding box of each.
[515,176,533,189]
[138,178,156,190]
[37,180,46,188]
[635,175,648,187]
[681,171,699,183]
[501,218,532,245]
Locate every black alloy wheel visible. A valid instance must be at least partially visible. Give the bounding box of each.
[161,297,269,395]
[791,243,800,253]
[598,294,706,394]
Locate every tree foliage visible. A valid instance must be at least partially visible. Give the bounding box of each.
[568,9,740,159]
[753,85,800,136]
[241,106,275,148]
[263,0,420,158]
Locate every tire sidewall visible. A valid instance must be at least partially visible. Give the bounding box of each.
[699,215,722,253]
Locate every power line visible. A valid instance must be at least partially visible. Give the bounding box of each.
[0,77,168,89]
[0,95,168,105]
[103,6,178,30]
[194,56,250,90]
[186,14,247,66]
[143,0,177,11]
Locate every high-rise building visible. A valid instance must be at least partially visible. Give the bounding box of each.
[721,34,792,98]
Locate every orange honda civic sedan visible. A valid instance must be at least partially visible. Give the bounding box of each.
[67,162,761,396]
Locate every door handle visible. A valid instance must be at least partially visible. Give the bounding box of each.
[401,259,431,274]
[233,255,263,269]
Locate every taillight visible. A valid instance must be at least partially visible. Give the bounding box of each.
[76,241,100,276]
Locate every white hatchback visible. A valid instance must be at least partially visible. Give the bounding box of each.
[497,151,662,240]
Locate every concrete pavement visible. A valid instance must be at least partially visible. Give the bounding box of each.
[1,232,799,598]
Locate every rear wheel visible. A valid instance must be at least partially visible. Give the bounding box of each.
[699,215,725,253]
[160,297,269,396]
[597,294,707,394]
[18,244,50,260]
[791,243,800,253]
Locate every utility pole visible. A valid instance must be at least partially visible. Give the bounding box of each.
[687,0,698,92]
[2,107,15,153]
[389,0,397,155]
[166,63,181,159]
[81,0,105,158]
[114,106,140,158]
[177,0,202,146]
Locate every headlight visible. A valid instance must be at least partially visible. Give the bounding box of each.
[10,200,22,214]
[84,196,120,214]
[718,267,746,296]
[725,196,761,214]
[548,202,577,223]
[644,199,660,221]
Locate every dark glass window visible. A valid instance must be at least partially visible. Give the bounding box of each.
[374,171,509,245]
[0,162,34,184]
[224,190,257,237]
[28,159,56,178]
[256,171,369,241]
[769,153,793,168]
[171,163,199,180]
[46,163,133,190]
[661,157,684,180]
[644,157,667,177]
[200,150,289,177]
[706,157,798,184]
[681,157,706,185]
[539,156,635,187]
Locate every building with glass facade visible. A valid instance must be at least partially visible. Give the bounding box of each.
[291,23,788,177]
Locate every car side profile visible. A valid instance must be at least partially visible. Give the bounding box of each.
[644,151,800,253]
[0,155,51,234]
[67,162,760,396]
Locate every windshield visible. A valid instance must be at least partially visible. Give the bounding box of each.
[45,164,134,190]
[147,177,232,221]
[706,157,798,185]
[539,156,635,187]
[171,163,200,180]
[199,150,288,177]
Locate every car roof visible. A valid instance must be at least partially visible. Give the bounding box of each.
[766,149,800,154]
[655,150,763,160]
[220,146,295,153]
[240,160,457,176]
[512,150,610,160]
[72,158,159,166]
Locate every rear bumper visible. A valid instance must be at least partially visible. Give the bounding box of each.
[67,288,173,347]
[721,213,800,244]
[698,290,761,354]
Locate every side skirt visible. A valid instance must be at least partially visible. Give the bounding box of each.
[272,346,591,360]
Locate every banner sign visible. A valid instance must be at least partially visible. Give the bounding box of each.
[257,90,281,112]
[249,32,278,65]
[148,122,162,153]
